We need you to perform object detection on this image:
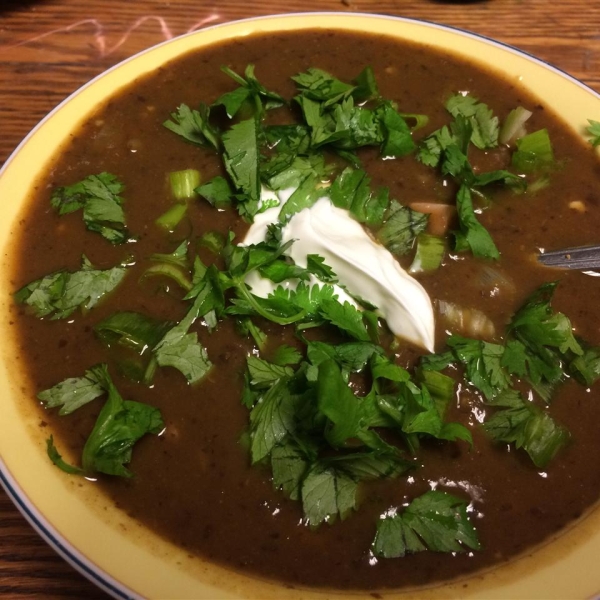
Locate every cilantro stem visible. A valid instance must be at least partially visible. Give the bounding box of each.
[236,280,307,325]
[143,355,158,386]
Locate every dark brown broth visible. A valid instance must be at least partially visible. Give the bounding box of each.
[11,29,600,591]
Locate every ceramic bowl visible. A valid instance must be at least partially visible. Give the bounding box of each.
[1,13,599,600]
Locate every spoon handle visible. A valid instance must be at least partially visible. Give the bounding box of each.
[538,244,600,269]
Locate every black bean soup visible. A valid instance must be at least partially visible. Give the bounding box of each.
[11,29,600,591]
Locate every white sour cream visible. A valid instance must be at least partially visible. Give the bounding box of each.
[242,192,435,352]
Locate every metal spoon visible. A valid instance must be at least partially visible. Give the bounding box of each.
[538,244,600,269]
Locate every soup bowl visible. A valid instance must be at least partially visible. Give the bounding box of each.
[0,12,599,600]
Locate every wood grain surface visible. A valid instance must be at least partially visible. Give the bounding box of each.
[0,0,599,597]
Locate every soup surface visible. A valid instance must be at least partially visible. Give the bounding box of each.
[10,29,600,591]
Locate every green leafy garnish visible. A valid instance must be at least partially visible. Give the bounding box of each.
[222,118,261,215]
[38,369,104,415]
[586,119,600,147]
[81,365,164,477]
[163,103,220,150]
[372,490,480,558]
[196,175,233,209]
[445,94,499,149]
[377,201,429,256]
[44,365,163,478]
[482,390,569,468]
[50,173,132,244]
[214,64,285,119]
[15,256,127,319]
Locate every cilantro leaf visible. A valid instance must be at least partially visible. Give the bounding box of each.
[215,64,285,119]
[319,298,370,341]
[15,256,127,319]
[446,94,499,149]
[377,101,416,157]
[38,369,104,416]
[292,68,355,105]
[81,365,164,477]
[352,66,380,103]
[95,311,173,354]
[372,490,480,558]
[153,299,213,384]
[222,118,261,208]
[247,355,294,388]
[236,317,267,351]
[307,340,383,373]
[306,254,338,283]
[448,335,510,400]
[317,359,362,447]
[586,119,600,147]
[249,377,299,463]
[377,201,428,256]
[271,344,303,366]
[196,176,233,209]
[301,463,357,527]
[271,436,317,500]
[327,450,413,481]
[163,103,220,150]
[483,390,569,468]
[569,345,600,386]
[330,168,390,227]
[46,436,84,475]
[454,185,499,260]
[50,173,131,244]
[504,282,582,399]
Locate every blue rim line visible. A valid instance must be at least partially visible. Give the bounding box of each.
[0,463,135,599]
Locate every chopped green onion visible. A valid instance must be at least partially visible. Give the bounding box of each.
[512,129,553,173]
[199,231,226,254]
[437,300,496,340]
[528,175,551,193]
[409,233,445,273]
[499,106,533,145]
[155,203,188,231]
[399,112,429,131]
[169,169,201,200]
[141,263,192,292]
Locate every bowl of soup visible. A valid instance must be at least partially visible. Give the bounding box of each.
[1,12,600,599]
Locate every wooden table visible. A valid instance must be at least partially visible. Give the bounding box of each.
[0,0,598,597]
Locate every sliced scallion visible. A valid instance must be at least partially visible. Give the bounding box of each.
[169,169,201,200]
[409,233,445,274]
[499,106,533,145]
[512,129,553,173]
[155,203,188,231]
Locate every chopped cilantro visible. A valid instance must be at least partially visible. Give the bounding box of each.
[222,118,261,211]
[454,185,499,260]
[15,256,127,319]
[445,94,499,149]
[372,490,480,558]
[196,176,233,209]
[586,119,600,147]
[377,201,428,256]
[38,369,104,416]
[482,390,569,468]
[50,173,132,244]
[163,103,220,150]
[214,64,285,119]
[81,365,164,477]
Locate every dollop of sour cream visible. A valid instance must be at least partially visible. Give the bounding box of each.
[242,190,435,352]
